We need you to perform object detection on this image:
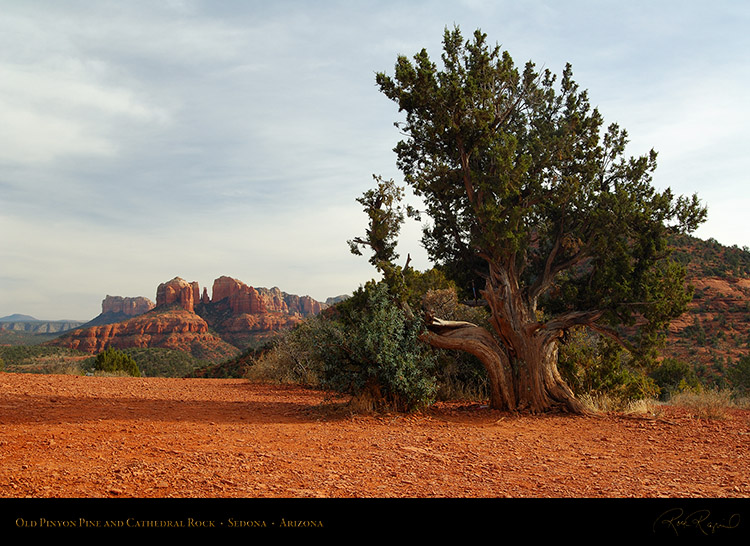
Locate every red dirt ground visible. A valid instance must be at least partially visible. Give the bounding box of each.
[1,372,749,499]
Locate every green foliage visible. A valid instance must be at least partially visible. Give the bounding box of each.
[649,358,702,400]
[374,25,706,360]
[727,354,750,396]
[401,267,456,312]
[558,328,659,402]
[348,176,409,269]
[0,345,89,374]
[193,342,273,379]
[93,347,141,377]
[244,272,476,410]
[319,281,438,412]
[696,356,730,389]
[121,348,205,378]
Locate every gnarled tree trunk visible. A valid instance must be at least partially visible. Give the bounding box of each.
[423,267,588,414]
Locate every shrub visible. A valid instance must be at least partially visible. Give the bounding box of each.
[123,347,204,377]
[246,317,329,385]
[92,347,141,377]
[649,358,702,400]
[319,280,438,412]
[246,282,491,407]
[558,328,659,404]
[727,354,750,396]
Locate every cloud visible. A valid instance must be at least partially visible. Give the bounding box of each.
[0,62,170,165]
[1,0,748,318]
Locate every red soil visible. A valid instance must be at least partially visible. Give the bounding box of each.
[1,372,748,499]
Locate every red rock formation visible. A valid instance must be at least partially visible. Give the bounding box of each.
[51,275,328,361]
[191,282,200,308]
[273,292,324,317]
[156,277,197,313]
[298,295,323,316]
[211,276,288,315]
[102,295,155,317]
[52,307,239,362]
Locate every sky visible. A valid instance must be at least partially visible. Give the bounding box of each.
[1,0,749,320]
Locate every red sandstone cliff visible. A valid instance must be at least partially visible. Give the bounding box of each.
[53,306,240,362]
[208,276,325,318]
[77,295,156,328]
[51,275,327,358]
[102,295,155,317]
[156,277,198,313]
[203,276,319,346]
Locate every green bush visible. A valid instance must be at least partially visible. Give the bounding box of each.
[727,354,750,396]
[122,347,205,377]
[558,328,659,404]
[247,282,491,406]
[93,347,141,377]
[318,280,438,412]
[649,357,702,400]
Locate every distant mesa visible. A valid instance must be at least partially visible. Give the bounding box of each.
[80,295,156,328]
[50,275,328,362]
[103,295,155,317]
[0,313,85,334]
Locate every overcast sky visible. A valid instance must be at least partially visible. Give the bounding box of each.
[1,0,748,320]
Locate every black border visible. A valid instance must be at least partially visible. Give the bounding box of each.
[1,497,747,539]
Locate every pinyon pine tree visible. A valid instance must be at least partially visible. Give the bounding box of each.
[351,27,706,414]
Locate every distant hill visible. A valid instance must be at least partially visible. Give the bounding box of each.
[670,233,750,279]
[325,295,349,306]
[662,234,750,385]
[0,319,86,335]
[0,329,63,346]
[0,314,39,322]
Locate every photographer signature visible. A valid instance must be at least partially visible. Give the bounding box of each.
[654,508,741,536]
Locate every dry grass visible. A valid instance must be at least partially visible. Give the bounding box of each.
[244,345,322,386]
[578,393,663,417]
[622,397,664,417]
[668,389,736,419]
[579,388,745,420]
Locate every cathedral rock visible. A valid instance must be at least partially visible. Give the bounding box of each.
[50,275,327,360]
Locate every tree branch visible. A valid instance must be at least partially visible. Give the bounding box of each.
[422,317,515,409]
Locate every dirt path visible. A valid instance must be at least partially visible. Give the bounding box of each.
[1,372,749,500]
